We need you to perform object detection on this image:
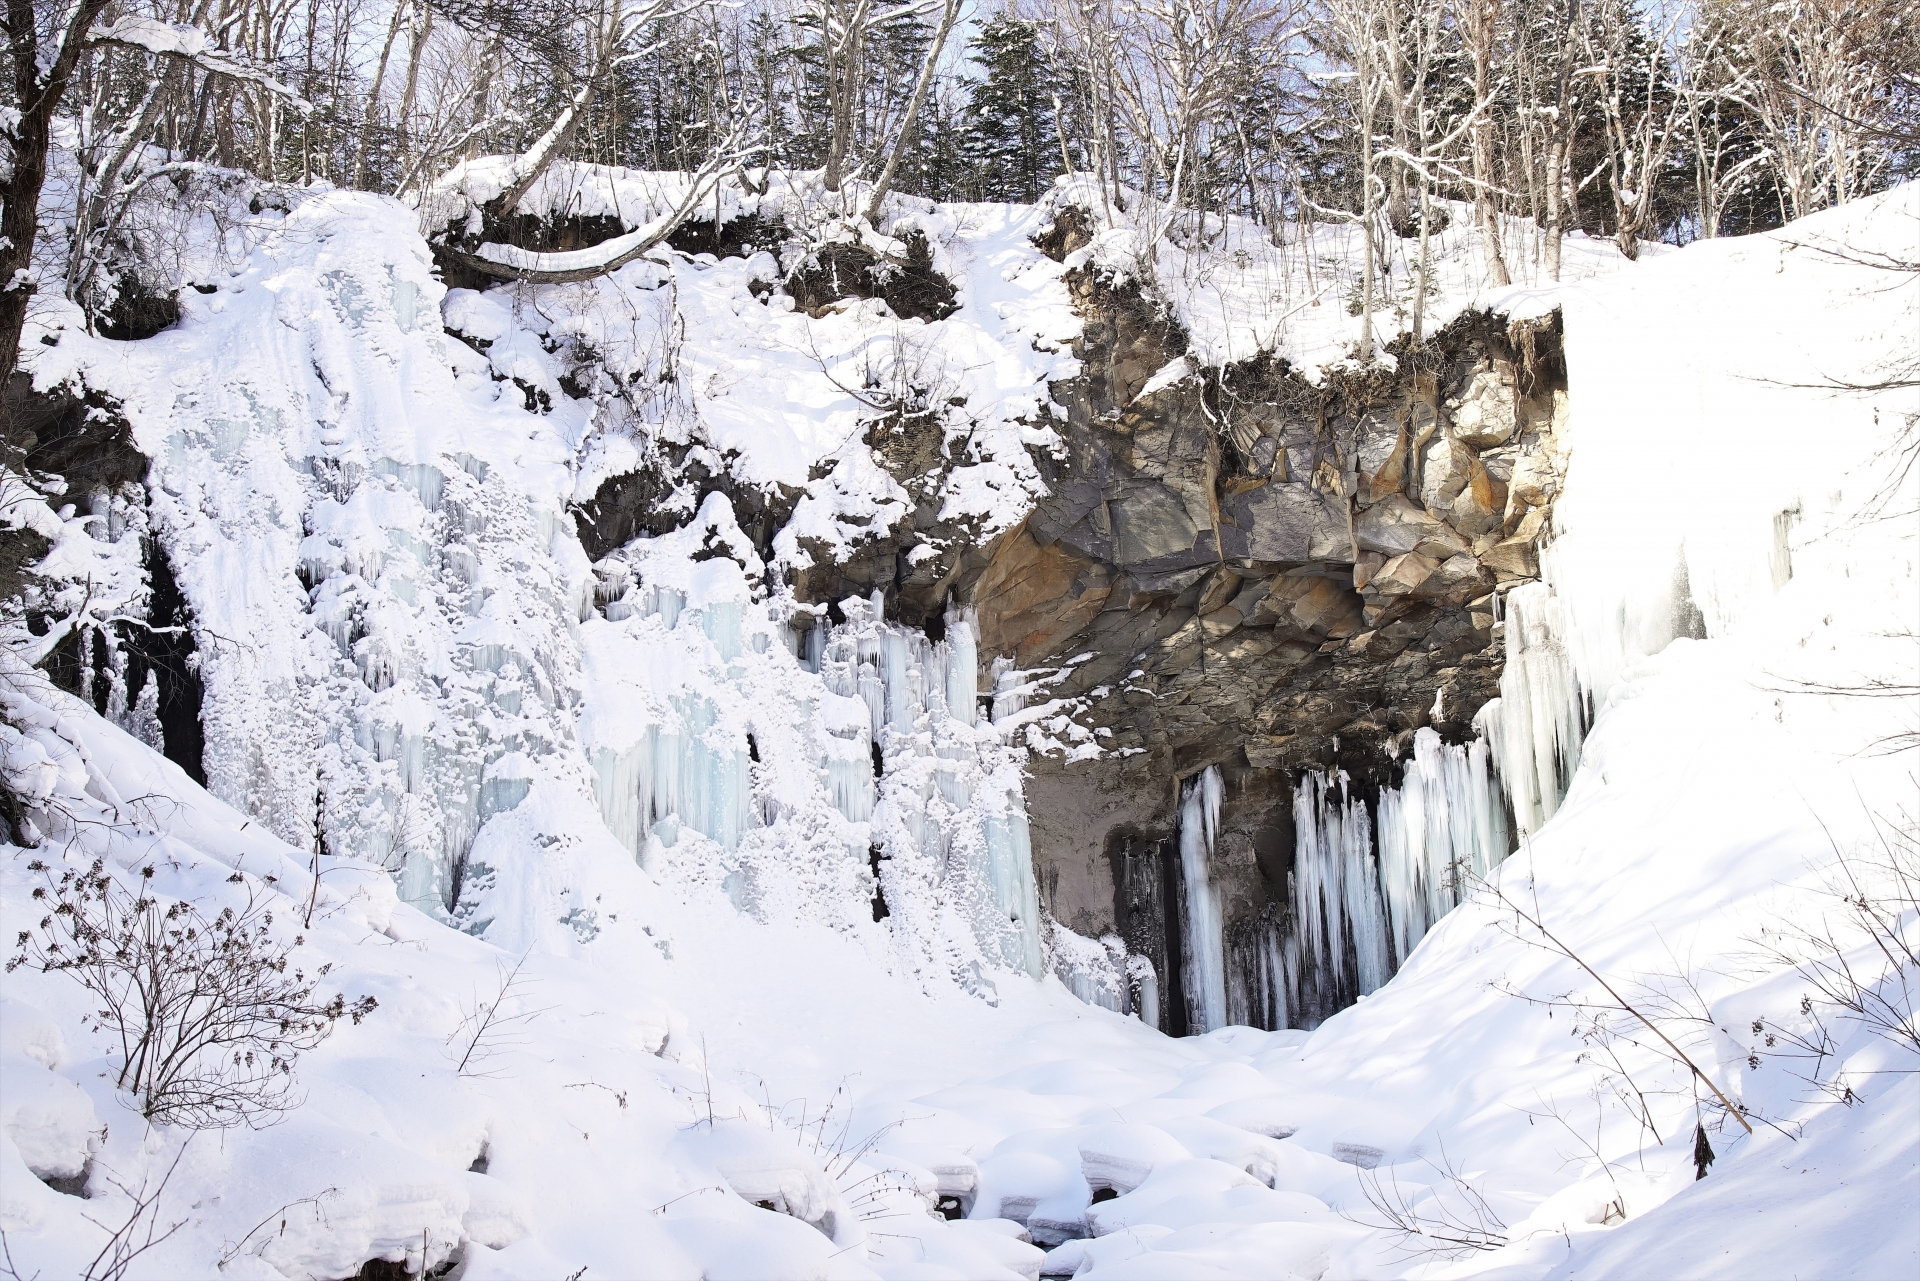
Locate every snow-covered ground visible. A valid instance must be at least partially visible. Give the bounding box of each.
[1,179,1914,1280]
[1039,176,1648,371]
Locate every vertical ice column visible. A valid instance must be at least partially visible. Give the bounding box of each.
[882,631,914,730]
[1476,583,1588,836]
[983,804,1043,977]
[595,584,757,854]
[1292,772,1349,997]
[1178,767,1229,1034]
[1292,771,1392,1005]
[1123,954,1160,1027]
[591,740,648,856]
[935,607,979,807]
[989,657,1026,724]
[1377,729,1511,964]
[946,605,978,728]
[819,626,879,824]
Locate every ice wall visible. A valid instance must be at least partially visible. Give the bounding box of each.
[34,190,1059,989]
[581,509,1044,988]
[1473,189,1919,833]
[31,194,602,928]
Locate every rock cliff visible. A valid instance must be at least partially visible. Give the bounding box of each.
[707,204,1573,1030]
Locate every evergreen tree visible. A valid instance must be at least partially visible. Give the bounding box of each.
[964,17,1059,202]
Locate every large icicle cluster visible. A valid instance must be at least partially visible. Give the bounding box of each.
[30,187,1063,993]
[579,494,1043,987]
[1208,730,1510,1031]
[1177,767,1229,1034]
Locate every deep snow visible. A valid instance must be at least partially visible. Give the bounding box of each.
[0,177,1914,1280]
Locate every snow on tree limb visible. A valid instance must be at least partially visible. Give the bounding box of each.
[438,137,755,283]
[86,18,311,109]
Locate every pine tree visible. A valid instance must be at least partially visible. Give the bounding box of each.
[964,17,1059,202]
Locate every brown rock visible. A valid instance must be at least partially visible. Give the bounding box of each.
[1196,566,1243,615]
[1356,413,1407,504]
[1480,536,1540,579]
[1264,575,1364,637]
[1354,494,1471,560]
[1418,437,1474,514]
[974,524,1112,663]
[1446,459,1508,540]
[1226,577,1270,620]
[1221,481,1351,563]
[1419,553,1493,601]
[1447,361,1518,448]
[1200,605,1243,637]
[1368,552,1440,597]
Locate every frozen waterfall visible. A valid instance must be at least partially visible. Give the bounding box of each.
[1290,732,1510,1018]
[1177,767,1229,1034]
[1376,729,1510,964]
[583,547,1044,985]
[1191,731,1514,1031]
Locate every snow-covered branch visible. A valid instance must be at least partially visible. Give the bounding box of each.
[86,18,310,110]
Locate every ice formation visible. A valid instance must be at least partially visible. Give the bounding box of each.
[1177,766,1229,1033]
[582,509,1045,981]
[1375,730,1509,959]
[1199,731,1512,1032]
[23,184,1075,991]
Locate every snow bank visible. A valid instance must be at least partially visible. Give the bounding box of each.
[1041,177,1646,371]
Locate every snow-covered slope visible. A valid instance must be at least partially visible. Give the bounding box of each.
[1,181,1914,1281]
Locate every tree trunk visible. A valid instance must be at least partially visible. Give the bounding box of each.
[393,1,434,188]
[356,0,411,187]
[863,0,962,224]
[2,0,115,387]
[1544,134,1565,280]
[1466,0,1511,286]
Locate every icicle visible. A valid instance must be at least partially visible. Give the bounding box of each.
[982,801,1043,977]
[1128,955,1160,1027]
[883,631,914,730]
[947,604,978,727]
[1178,767,1229,1034]
[1291,731,1512,1023]
[1476,583,1588,835]
[989,656,1026,724]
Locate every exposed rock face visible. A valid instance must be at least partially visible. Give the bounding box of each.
[571,204,1571,1031]
[983,235,1567,1028]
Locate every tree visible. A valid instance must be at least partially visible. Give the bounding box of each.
[862,0,964,222]
[1577,0,1683,259]
[965,16,1060,202]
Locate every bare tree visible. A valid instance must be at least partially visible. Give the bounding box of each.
[1577,0,1684,259]
[862,0,963,224]
[1457,0,1510,283]
[1348,1139,1509,1261]
[447,950,543,1077]
[1704,0,1912,222]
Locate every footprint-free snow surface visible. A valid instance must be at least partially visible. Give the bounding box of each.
[1,181,1915,1280]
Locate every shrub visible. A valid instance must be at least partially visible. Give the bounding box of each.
[8,859,376,1129]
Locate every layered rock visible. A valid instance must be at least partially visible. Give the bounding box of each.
[744,210,1573,1030]
[484,198,1574,1029]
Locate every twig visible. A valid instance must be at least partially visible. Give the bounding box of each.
[1489,880,1754,1134]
